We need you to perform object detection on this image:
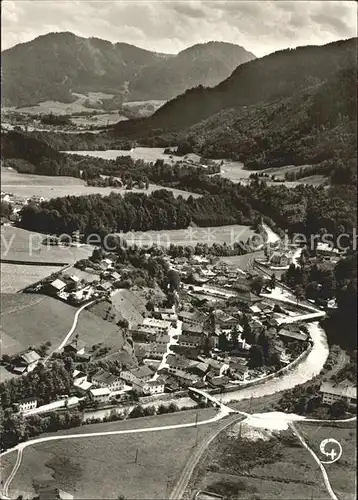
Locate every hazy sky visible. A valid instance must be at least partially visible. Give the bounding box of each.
[2,0,357,57]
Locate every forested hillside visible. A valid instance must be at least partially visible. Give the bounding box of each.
[114,38,357,172]
[2,32,254,107]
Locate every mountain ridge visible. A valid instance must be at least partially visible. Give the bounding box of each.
[1,32,255,107]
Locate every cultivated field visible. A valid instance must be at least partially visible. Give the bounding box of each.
[120,224,256,248]
[185,425,331,500]
[296,421,356,500]
[2,168,199,200]
[0,293,124,356]
[6,408,217,499]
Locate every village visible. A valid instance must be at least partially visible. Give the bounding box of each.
[4,235,355,424]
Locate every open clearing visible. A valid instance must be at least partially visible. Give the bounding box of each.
[220,161,328,188]
[185,424,331,500]
[6,409,217,500]
[65,146,188,164]
[120,224,255,248]
[296,421,356,500]
[0,293,124,356]
[2,168,199,200]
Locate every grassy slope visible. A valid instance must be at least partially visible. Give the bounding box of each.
[296,421,356,500]
[1,167,200,200]
[0,294,124,355]
[1,226,93,263]
[8,409,217,499]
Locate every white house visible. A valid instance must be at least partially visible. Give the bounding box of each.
[89,387,111,403]
[320,382,357,406]
[133,379,165,396]
[91,370,125,392]
[16,397,38,412]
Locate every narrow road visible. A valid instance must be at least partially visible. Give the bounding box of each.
[43,299,96,364]
[1,407,232,497]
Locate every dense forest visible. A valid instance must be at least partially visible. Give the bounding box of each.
[114,38,356,133]
[19,189,254,235]
[282,252,357,352]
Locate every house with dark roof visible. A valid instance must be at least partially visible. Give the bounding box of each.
[12,350,41,373]
[15,397,38,413]
[178,335,202,348]
[120,365,154,384]
[208,375,230,389]
[91,370,125,392]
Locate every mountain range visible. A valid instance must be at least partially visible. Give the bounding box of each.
[114,37,357,170]
[1,32,255,107]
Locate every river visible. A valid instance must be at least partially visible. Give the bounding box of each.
[84,322,329,421]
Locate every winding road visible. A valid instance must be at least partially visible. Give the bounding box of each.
[43,299,96,364]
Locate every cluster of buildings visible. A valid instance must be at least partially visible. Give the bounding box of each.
[37,257,122,304]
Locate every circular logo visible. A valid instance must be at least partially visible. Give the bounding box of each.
[319,438,342,464]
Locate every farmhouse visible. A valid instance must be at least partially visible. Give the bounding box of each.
[48,279,67,295]
[121,365,154,384]
[12,350,41,373]
[91,370,125,392]
[178,335,201,348]
[146,343,167,359]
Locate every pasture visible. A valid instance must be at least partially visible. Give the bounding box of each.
[0,293,124,356]
[6,408,217,500]
[1,168,199,200]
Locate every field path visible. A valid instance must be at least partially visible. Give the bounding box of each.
[43,299,96,364]
[1,408,232,497]
[290,422,338,500]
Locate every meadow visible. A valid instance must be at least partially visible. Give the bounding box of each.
[220,161,328,187]
[0,293,124,356]
[64,146,186,163]
[6,408,217,499]
[2,167,199,200]
[1,226,93,264]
